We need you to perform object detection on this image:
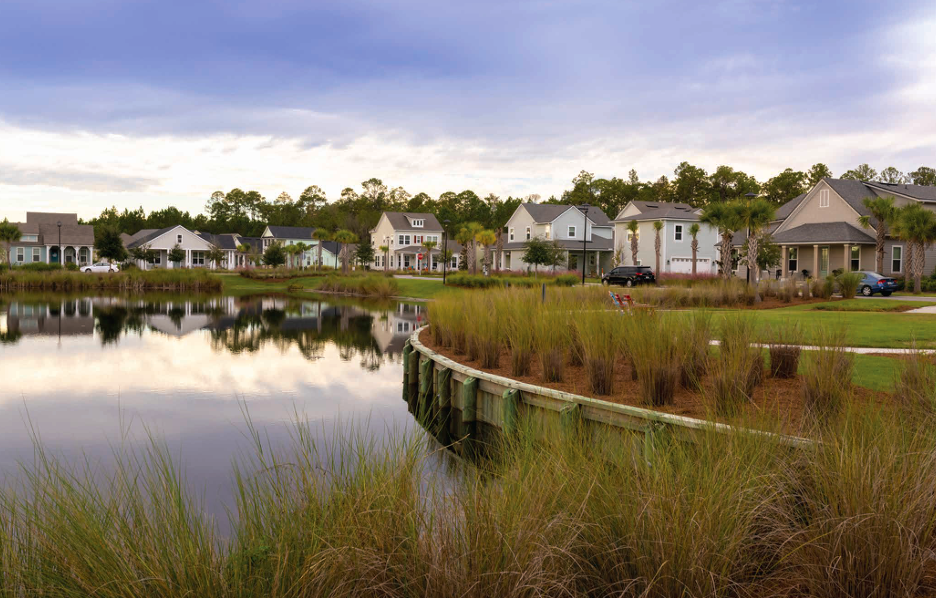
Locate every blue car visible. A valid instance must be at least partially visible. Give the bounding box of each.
[856,271,898,296]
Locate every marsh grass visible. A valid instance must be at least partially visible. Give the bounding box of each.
[627,312,681,406]
[0,268,223,292]
[767,321,804,378]
[502,292,537,376]
[318,274,399,298]
[576,310,621,395]
[710,314,764,416]
[894,343,936,416]
[532,309,567,382]
[802,327,853,421]
[679,311,712,389]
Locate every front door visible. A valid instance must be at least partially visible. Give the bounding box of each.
[49,247,60,264]
[820,246,830,277]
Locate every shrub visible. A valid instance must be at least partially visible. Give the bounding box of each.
[14,262,62,272]
[553,274,579,287]
[837,271,863,299]
[64,262,79,271]
[317,275,399,298]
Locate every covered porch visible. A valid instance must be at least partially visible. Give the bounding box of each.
[389,248,459,272]
[47,245,93,266]
[773,222,877,279]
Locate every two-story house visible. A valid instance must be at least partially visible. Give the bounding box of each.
[737,177,936,280]
[260,226,329,268]
[612,201,719,274]
[499,203,614,275]
[7,212,95,267]
[370,212,461,271]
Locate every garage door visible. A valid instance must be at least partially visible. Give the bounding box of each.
[670,257,710,273]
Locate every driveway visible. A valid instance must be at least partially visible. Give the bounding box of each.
[857,294,936,302]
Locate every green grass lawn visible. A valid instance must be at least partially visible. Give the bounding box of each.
[781,298,936,312]
[212,272,466,300]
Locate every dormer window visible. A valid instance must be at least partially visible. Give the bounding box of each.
[411,219,424,228]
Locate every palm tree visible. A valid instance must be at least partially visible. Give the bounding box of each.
[0,219,21,270]
[462,222,485,274]
[700,202,743,278]
[652,221,663,277]
[626,220,639,266]
[421,240,438,273]
[294,242,312,269]
[736,198,777,301]
[312,229,332,270]
[236,243,252,269]
[858,196,897,274]
[285,244,301,269]
[475,229,497,276]
[206,247,226,270]
[379,244,390,272]
[333,230,358,274]
[689,223,700,275]
[892,203,936,294]
[455,226,475,273]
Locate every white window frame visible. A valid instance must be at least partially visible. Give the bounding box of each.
[674,224,683,241]
[191,251,205,266]
[892,245,903,273]
[850,246,860,271]
[21,234,38,242]
[788,247,798,274]
[32,248,40,262]
[568,225,576,238]
[412,219,424,228]
[177,233,183,244]
[525,226,531,240]
[16,247,24,262]
[819,189,829,208]
[509,228,514,241]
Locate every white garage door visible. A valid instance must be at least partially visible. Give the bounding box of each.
[670,257,710,273]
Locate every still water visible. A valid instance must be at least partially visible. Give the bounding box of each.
[0,292,428,525]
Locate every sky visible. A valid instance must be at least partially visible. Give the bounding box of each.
[1,0,935,221]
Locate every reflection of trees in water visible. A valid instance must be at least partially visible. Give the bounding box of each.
[0,330,22,345]
[94,306,147,345]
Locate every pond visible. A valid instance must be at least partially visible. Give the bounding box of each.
[0,292,430,529]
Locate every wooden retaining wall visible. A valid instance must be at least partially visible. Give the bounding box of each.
[404,327,811,451]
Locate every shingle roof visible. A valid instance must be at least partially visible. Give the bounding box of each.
[775,193,807,220]
[614,201,700,222]
[265,226,317,239]
[382,212,444,231]
[863,180,936,202]
[10,213,93,246]
[772,222,875,245]
[124,227,175,249]
[502,236,615,251]
[522,203,612,226]
[822,178,876,216]
[197,232,242,250]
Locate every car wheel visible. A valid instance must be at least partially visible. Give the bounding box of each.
[861,286,872,296]
[84,268,92,273]
[625,280,633,288]
[881,291,892,297]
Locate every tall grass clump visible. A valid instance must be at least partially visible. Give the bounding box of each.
[501,291,537,376]
[678,311,712,388]
[428,298,458,347]
[894,343,936,416]
[626,312,682,406]
[710,314,763,416]
[575,310,621,395]
[767,321,803,378]
[802,327,853,421]
[464,293,502,368]
[532,308,567,382]
[318,274,399,298]
[837,271,863,299]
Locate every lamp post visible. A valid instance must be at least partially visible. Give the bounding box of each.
[442,219,450,285]
[576,204,590,286]
[56,221,62,267]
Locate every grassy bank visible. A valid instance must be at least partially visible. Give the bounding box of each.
[3,411,936,597]
[0,269,222,292]
[215,272,463,300]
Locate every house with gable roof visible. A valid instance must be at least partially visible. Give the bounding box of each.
[499,203,614,275]
[6,212,95,267]
[369,212,462,271]
[612,201,720,274]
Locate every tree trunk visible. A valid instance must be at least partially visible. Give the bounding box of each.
[915,241,924,294]
[630,239,638,266]
[691,239,698,275]
[654,232,661,276]
[748,233,761,302]
[721,231,734,279]
[317,244,323,270]
[876,225,885,275]
[495,230,503,273]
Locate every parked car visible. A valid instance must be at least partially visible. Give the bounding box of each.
[856,271,897,296]
[602,266,655,287]
[83,262,119,273]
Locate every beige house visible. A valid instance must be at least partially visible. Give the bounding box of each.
[500,203,614,275]
[370,212,461,271]
[737,177,936,279]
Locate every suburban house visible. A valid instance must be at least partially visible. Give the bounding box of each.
[196,232,263,268]
[737,177,936,280]
[612,201,719,274]
[121,225,220,269]
[370,212,461,271]
[260,226,326,267]
[6,212,95,267]
[500,203,614,275]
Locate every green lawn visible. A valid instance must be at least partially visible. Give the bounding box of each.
[781,298,936,312]
[212,272,465,300]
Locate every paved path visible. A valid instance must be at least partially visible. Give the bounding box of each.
[857,294,936,302]
[393,275,444,281]
[709,340,928,355]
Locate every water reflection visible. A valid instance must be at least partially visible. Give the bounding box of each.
[0,292,429,531]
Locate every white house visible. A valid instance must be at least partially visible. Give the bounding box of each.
[612,201,719,274]
[370,212,461,271]
[500,203,615,275]
[122,225,221,269]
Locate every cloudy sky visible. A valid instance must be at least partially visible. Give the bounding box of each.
[1,0,934,220]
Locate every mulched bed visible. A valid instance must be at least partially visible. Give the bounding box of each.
[420,329,888,435]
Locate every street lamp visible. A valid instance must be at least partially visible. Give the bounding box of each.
[442,219,450,285]
[576,204,590,286]
[56,221,62,267]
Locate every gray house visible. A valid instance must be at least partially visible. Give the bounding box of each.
[612,201,720,275]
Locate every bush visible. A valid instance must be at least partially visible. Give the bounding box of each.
[0,268,222,292]
[64,262,79,271]
[317,275,399,298]
[837,272,863,299]
[14,262,62,272]
[894,345,936,416]
[768,322,804,378]
[802,328,853,422]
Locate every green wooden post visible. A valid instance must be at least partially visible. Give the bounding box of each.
[402,342,413,403]
[461,377,478,438]
[407,348,420,412]
[437,367,452,409]
[437,367,453,445]
[502,388,520,435]
[418,358,433,422]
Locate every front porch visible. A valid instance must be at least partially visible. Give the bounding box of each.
[775,243,875,280]
[386,249,459,272]
[47,245,93,267]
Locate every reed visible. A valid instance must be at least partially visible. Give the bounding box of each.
[767,321,804,378]
[626,312,682,406]
[802,327,853,421]
[894,344,936,416]
[317,274,399,298]
[532,307,567,382]
[575,310,621,395]
[0,268,223,292]
[679,311,712,389]
[502,292,537,376]
[711,314,764,415]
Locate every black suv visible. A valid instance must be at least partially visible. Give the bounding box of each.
[602,266,655,287]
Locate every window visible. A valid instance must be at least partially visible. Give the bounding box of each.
[21,234,38,242]
[788,247,798,274]
[568,225,576,238]
[820,246,829,275]
[509,228,514,241]
[16,248,24,262]
[674,224,683,241]
[153,253,161,265]
[191,251,205,266]
[525,227,531,240]
[411,219,424,228]
[545,230,550,239]
[398,234,411,246]
[32,248,40,262]
[177,234,183,243]
[892,246,903,273]
[850,246,860,271]
[819,189,829,208]
[414,235,423,245]
[396,321,411,333]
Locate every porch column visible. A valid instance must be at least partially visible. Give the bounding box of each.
[812,244,819,278]
[843,244,851,272]
[781,245,789,279]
